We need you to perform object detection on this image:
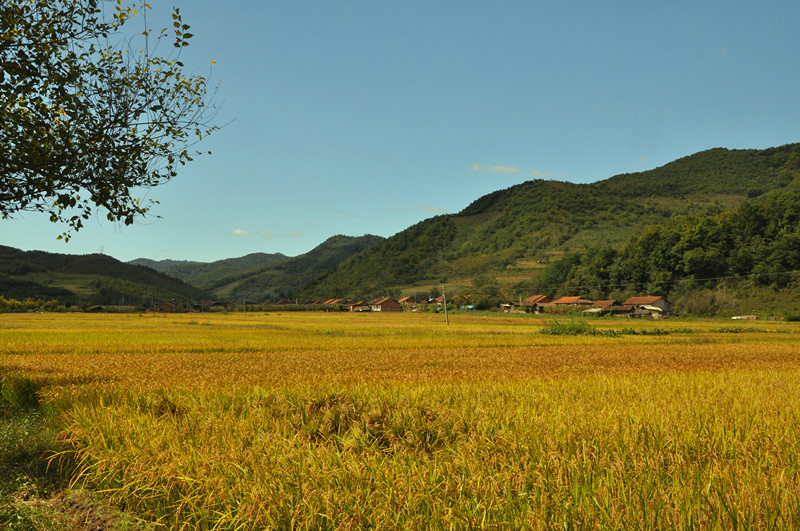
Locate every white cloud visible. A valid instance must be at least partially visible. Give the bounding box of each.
[529,169,573,179]
[228,228,301,239]
[419,205,448,214]
[469,164,520,174]
[339,210,358,218]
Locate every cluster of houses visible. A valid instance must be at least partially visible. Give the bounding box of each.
[294,294,671,318]
[302,297,404,312]
[501,295,671,318]
[141,294,671,318]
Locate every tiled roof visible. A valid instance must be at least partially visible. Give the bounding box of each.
[592,300,618,308]
[552,296,593,305]
[623,296,664,306]
[524,294,551,304]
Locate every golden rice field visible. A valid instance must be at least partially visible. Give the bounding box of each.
[2,311,800,529]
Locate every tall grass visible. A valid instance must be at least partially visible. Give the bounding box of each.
[55,372,800,529]
[1,313,800,528]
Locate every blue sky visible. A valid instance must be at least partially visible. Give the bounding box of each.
[4,1,800,262]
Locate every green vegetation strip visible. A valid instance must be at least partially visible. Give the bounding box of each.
[540,320,791,336]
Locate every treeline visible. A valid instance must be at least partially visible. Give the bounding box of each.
[0,296,59,313]
[533,186,800,299]
[596,145,800,198]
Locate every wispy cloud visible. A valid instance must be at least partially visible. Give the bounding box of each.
[228,228,302,239]
[469,163,520,174]
[339,210,358,218]
[529,169,573,179]
[419,205,448,214]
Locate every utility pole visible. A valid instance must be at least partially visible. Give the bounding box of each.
[442,284,449,327]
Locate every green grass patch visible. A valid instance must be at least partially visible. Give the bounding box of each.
[540,319,621,337]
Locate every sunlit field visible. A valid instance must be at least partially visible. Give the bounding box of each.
[2,312,800,528]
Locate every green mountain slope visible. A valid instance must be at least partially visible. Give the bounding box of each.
[301,144,800,299]
[128,234,385,302]
[0,246,208,306]
[536,182,800,303]
[203,234,385,302]
[129,252,290,289]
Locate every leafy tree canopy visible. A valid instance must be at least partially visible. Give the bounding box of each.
[1,0,218,240]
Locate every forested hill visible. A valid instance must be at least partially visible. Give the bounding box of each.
[535,182,800,304]
[129,252,290,289]
[192,234,385,302]
[129,234,385,303]
[300,144,800,299]
[0,246,208,305]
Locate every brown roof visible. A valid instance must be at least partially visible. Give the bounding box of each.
[370,297,399,305]
[623,296,665,306]
[398,296,416,303]
[552,296,593,305]
[523,294,551,305]
[592,300,619,309]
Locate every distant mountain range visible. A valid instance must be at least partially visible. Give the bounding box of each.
[129,234,384,302]
[3,144,800,315]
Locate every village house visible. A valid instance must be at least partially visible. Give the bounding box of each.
[623,296,671,317]
[582,299,620,315]
[535,295,593,314]
[368,297,401,312]
[521,294,552,313]
[552,296,594,306]
[592,299,619,309]
[208,301,230,312]
[151,301,177,313]
[350,300,370,312]
[523,294,552,306]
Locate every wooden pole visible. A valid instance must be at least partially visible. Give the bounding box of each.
[442,284,449,326]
